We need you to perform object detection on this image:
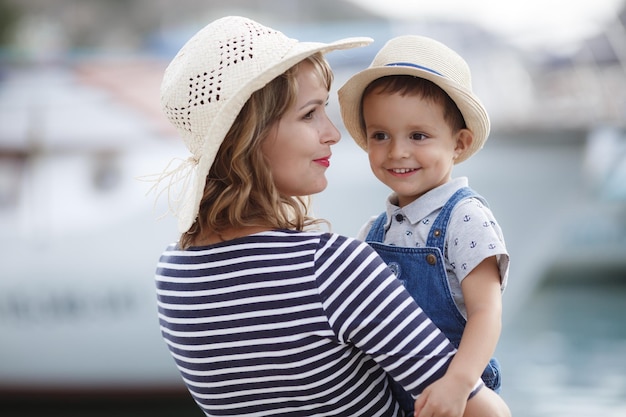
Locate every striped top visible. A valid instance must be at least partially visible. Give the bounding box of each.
[155,230,476,416]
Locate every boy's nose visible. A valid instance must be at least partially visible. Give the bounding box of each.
[388,138,409,159]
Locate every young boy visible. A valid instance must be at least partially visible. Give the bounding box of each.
[338,35,510,413]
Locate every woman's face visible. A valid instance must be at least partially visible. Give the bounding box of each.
[261,60,341,197]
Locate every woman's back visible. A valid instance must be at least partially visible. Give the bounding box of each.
[156,230,454,416]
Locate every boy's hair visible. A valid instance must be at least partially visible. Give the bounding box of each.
[360,75,466,136]
[180,53,330,249]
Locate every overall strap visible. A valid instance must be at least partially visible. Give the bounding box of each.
[426,187,485,251]
[365,212,387,243]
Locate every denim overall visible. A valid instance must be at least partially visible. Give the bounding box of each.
[366,187,501,413]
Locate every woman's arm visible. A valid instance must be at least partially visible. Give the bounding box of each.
[316,234,459,392]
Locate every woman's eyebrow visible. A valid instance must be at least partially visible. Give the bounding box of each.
[298,98,327,111]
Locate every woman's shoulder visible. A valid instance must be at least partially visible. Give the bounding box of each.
[252,230,373,256]
[312,232,381,265]
[316,231,367,246]
[159,230,370,259]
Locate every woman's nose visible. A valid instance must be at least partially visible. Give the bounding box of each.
[322,115,341,144]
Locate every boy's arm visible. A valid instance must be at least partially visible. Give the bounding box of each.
[413,256,504,417]
[450,255,503,388]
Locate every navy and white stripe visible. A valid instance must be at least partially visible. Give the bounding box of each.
[155,230,459,416]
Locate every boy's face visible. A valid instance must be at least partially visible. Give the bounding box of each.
[362,91,471,207]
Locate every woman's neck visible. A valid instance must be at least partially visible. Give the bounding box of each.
[192,225,272,246]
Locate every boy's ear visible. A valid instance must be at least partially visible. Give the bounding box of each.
[454,128,473,161]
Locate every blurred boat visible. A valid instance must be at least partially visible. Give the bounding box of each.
[0,61,189,397]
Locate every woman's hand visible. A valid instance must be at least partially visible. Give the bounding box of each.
[415,381,512,417]
[413,375,470,417]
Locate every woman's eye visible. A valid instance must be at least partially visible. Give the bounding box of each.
[303,109,315,120]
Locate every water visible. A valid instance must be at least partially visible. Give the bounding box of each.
[497,269,626,417]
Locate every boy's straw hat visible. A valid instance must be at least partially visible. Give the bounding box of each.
[338,35,490,163]
[156,16,372,233]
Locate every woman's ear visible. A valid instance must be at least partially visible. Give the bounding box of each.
[454,128,473,161]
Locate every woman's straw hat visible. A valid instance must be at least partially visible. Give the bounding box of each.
[338,35,490,163]
[155,16,372,233]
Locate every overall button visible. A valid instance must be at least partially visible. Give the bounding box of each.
[433,229,442,237]
[426,254,437,265]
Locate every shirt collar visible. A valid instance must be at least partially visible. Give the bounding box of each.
[384,177,469,226]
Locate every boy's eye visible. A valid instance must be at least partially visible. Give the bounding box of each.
[410,132,427,141]
[370,132,388,141]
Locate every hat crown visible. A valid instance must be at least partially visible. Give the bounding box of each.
[160,16,296,156]
[372,35,473,92]
[338,34,489,165]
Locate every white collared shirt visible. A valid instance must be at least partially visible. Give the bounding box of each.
[358,177,509,317]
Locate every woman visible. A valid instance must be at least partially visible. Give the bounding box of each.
[147,15,510,417]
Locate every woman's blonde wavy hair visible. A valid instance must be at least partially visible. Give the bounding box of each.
[180,53,332,249]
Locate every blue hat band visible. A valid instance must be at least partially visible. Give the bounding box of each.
[385,62,443,77]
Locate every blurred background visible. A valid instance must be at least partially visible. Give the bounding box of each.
[0,0,625,416]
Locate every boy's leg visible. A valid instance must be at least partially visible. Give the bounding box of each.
[462,387,511,417]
